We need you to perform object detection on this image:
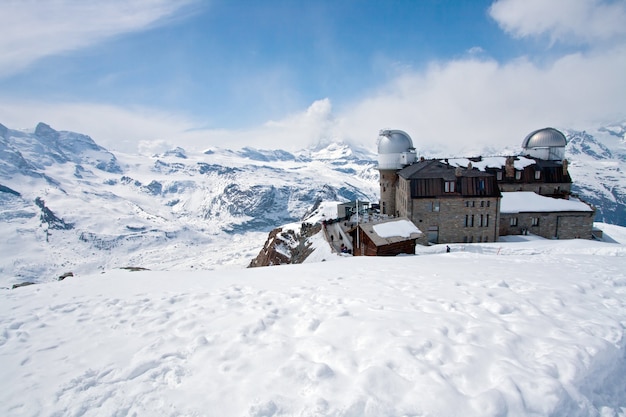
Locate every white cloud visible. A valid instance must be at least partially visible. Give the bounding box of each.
[0,0,200,77]
[0,100,202,153]
[336,44,626,154]
[0,98,339,154]
[2,38,625,156]
[489,0,626,45]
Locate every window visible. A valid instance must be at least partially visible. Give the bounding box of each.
[486,201,490,208]
[478,179,485,190]
[431,201,440,212]
[496,171,503,180]
[515,171,522,180]
[470,215,475,227]
[535,170,541,180]
[480,201,485,207]
[464,214,474,227]
[532,217,539,227]
[464,215,469,227]
[485,214,489,227]
[427,226,439,244]
[444,181,455,193]
[510,217,518,226]
[478,214,483,227]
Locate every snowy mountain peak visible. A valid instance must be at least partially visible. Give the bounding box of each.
[566,130,613,160]
[0,123,122,177]
[34,122,60,142]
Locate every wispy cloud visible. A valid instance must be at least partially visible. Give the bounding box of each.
[489,0,626,45]
[0,0,200,77]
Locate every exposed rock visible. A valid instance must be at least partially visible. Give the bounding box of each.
[249,222,321,267]
[12,282,35,289]
[58,272,74,281]
[120,266,150,272]
[35,197,74,230]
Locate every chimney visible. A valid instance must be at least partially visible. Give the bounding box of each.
[562,159,569,176]
[505,157,515,178]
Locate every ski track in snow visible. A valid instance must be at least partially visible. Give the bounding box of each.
[2,247,626,417]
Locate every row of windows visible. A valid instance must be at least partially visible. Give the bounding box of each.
[496,171,541,180]
[509,217,540,226]
[463,235,489,243]
[465,200,491,208]
[465,214,489,227]
[429,200,493,212]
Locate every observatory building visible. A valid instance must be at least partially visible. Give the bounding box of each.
[375,127,594,244]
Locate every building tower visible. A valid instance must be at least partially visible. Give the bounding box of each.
[377,129,416,216]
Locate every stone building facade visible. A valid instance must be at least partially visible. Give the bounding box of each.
[396,159,501,244]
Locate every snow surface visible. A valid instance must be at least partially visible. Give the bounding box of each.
[500,191,593,213]
[372,219,422,238]
[2,235,626,417]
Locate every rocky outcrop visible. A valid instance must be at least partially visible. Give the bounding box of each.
[248,222,321,267]
[35,197,74,230]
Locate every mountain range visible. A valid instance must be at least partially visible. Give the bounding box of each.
[1,121,624,286]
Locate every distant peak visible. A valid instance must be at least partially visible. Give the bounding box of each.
[34,122,59,141]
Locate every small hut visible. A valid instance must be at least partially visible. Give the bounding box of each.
[350,217,422,256]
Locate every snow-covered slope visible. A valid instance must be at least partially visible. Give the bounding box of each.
[0,122,378,287]
[1,233,625,417]
[565,122,626,226]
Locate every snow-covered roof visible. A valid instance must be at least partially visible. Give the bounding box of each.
[500,192,593,214]
[447,156,536,170]
[359,218,422,247]
[373,219,422,238]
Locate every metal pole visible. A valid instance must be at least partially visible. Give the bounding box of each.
[356,200,360,249]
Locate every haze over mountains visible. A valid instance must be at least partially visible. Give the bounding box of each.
[0,121,625,286]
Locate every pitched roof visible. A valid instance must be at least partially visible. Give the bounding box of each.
[358,217,422,247]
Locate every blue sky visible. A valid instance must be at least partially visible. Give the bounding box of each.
[1,0,625,153]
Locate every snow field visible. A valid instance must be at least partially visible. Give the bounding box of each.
[2,244,625,416]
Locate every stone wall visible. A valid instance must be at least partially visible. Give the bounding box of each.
[499,211,594,239]
[400,195,500,244]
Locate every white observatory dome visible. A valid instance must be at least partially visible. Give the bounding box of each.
[377,129,417,170]
[521,127,567,160]
[378,130,414,154]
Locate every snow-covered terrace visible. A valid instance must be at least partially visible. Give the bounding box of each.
[501,192,593,214]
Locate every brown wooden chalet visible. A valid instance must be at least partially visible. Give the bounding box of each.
[350,217,422,256]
